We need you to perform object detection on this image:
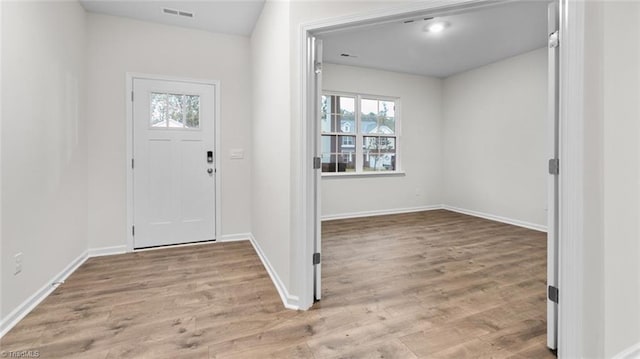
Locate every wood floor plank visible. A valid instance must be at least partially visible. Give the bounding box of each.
[0,210,551,358]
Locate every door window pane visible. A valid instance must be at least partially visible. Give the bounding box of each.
[167,94,183,127]
[184,95,200,128]
[150,92,200,129]
[151,93,167,127]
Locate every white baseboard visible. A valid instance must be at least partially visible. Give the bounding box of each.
[0,250,89,338]
[442,205,547,232]
[322,205,443,221]
[247,234,300,310]
[88,245,127,257]
[613,342,640,359]
[218,233,251,242]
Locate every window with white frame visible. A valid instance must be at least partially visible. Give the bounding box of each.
[321,93,399,174]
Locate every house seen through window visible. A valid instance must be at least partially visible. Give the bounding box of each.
[321,93,398,174]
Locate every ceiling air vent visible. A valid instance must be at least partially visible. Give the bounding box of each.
[162,8,194,18]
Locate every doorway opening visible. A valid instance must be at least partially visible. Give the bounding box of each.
[303,0,560,355]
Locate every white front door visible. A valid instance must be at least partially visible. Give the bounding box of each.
[133,78,216,249]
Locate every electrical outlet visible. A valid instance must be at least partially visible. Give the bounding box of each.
[14,252,23,275]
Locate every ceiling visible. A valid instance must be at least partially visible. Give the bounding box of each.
[320,1,549,78]
[80,0,265,36]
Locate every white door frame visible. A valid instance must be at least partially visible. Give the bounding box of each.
[125,73,222,252]
[297,0,586,357]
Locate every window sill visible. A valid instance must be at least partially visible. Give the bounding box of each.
[321,171,406,178]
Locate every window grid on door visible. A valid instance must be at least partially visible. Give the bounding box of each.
[150,92,201,129]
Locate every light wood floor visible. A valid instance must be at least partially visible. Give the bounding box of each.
[0,210,555,358]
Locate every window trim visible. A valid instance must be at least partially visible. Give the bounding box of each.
[321,90,402,176]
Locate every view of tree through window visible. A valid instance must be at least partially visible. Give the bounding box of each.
[321,93,398,173]
[150,93,200,129]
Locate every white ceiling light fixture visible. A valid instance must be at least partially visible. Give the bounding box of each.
[424,21,450,34]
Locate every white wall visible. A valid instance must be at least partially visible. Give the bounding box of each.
[1,0,87,324]
[442,48,547,229]
[249,0,410,308]
[602,2,640,357]
[582,2,605,357]
[86,14,252,250]
[580,2,640,357]
[250,1,294,303]
[288,0,415,308]
[321,64,443,218]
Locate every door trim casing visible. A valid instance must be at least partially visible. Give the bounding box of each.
[297,0,585,357]
[125,73,222,252]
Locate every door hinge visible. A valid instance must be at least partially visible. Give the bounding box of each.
[314,61,322,74]
[313,157,321,169]
[549,30,559,49]
[548,158,559,175]
[548,285,559,303]
[313,252,321,265]
[131,91,134,102]
[132,225,135,236]
[131,158,134,169]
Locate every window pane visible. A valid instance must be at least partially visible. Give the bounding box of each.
[337,152,356,172]
[321,153,337,173]
[338,113,355,133]
[184,95,200,128]
[339,96,355,114]
[338,135,356,153]
[150,93,200,129]
[363,153,396,172]
[321,95,332,133]
[362,136,379,151]
[380,100,395,117]
[167,94,184,128]
[321,94,400,174]
[377,114,395,134]
[331,115,340,132]
[361,99,378,134]
[150,93,167,127]
[378,137,396,153]
[321,135,336,154]
[377,101,395,134]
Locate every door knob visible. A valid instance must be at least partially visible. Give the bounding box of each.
[207,168,214,174]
